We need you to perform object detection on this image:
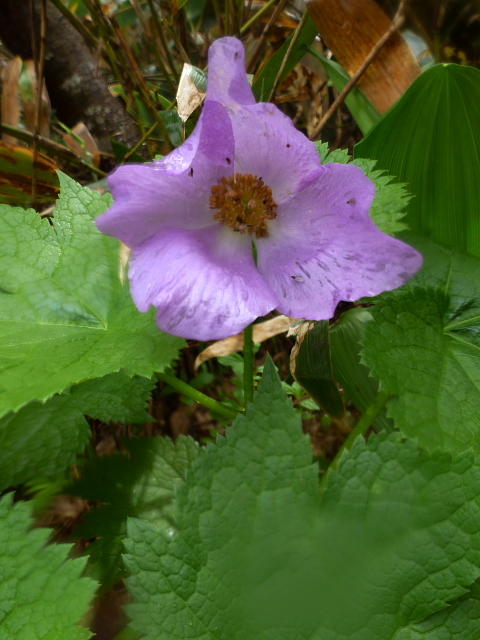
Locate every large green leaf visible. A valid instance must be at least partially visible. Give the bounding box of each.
[123,359,480,640]
[0,493,97,639]
[397,579,480,640]
[355,64,480,256]
[362,234,480,454]
[0,173,184,417]
[0,371,155,491]
[69,436,199,590]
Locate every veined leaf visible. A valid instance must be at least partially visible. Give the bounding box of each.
[290,320,345,418]
[124,359,480,640]
[0,493,97,639]
[69,436,199,591]
[362,234,480,454]
[0,173,184,418]
[0,371,155,491]
[396,579,480,640]
[355,64,480,256]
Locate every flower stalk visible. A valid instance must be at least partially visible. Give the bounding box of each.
[155,371,239,421]
[243,323,255,406]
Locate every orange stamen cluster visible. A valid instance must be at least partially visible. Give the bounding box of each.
[210,173,278,238]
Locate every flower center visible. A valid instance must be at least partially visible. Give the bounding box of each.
[209,173,278,238]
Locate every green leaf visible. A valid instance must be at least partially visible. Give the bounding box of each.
[330,307,393,432]
[306,47,381,134]
[0,173,184,418]
[0,493,97,639]
[68,436,199,590]
[355,64,480,256]
[68,371,155,424]
[316,142,410,234]
[362,233,480,454]
[290,320,345,418]
[0,395,89,491]
[352,157,410,235]
[397,579,480,640]
[123,359,480,640]
[0,371,155,491]
[252,14,318,102]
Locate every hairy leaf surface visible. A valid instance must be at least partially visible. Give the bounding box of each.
[396,580,480,640]
[0,493,96,639]
[0,173,184,418]
[363,235,480,453]
[124,360,480,640]
[69,436,199,590]
[0,371,155,491]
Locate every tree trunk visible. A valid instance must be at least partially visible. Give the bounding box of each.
[0,0,144,155]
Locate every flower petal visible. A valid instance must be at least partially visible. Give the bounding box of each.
[96,100,235,247]
[206,37,256,106]
[129,225,278,340]
[231,103,321,203]
[205,37,321,203]
[256,164,423,319]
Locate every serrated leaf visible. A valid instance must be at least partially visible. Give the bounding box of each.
[0,395,89,492]
[69,371,155,424]
[0,493,96,639]
[362,234,480,454]
[0,173,184,418]
[69,436,199,590]
[355,64,480,256]
[123,359,480,640]
[316,142,410,234]
[396,579,480,640]
[0,371,155,491]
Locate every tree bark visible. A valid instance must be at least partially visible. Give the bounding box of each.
[0,0,143,155]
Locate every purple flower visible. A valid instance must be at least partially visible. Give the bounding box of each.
[96,37,422,341]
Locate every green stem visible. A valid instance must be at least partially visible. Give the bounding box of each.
[240,0,277,34]
[267,11,308,102]
[156,372,239,421]
[320,390,392,488]
[122,121,158,163]
[243,323,255,406]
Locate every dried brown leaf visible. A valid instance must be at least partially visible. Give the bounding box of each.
[194,315,298,369]
[176,63,206,122]
[1,56,22,144]
[306,0,421,113]
[63,122,101,167]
